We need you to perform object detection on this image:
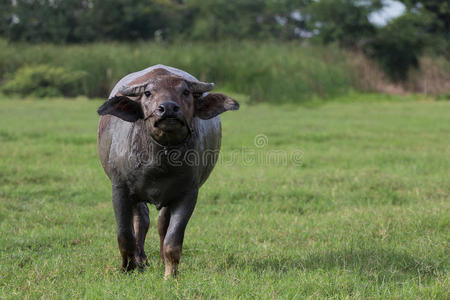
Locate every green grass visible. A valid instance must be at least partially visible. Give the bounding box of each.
[0,95,448,299]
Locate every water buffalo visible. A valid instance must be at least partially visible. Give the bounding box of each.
[97,65,239,278]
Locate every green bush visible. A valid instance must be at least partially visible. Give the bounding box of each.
[1,65,87,98]
[365,13,431,82]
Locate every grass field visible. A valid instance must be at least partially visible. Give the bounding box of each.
[0,95,448,299]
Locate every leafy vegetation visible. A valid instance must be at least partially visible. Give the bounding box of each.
[1,40,448,101]
[1,0,448,82]
[0,96,448,298]
[1,65,87,97]
[0,41,353,101]
[365,11,433,81]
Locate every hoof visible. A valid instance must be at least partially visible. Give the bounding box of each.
[120,256,137,272]
[135,253,149,267]
[164,263,178,280]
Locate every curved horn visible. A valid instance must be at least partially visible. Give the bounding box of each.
[119,78,214,96]
[118,82,149,97]
[187,81,215,94]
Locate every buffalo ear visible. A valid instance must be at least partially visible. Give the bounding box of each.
[97,96,144,122]
[195,93,239,120]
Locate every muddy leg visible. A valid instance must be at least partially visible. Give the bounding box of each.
[133,202,150,267]
[112,184,138,272]
[158,207,170,261]
[162,190,197,279]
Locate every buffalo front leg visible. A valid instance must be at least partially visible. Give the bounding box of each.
[133,202,150,267]
[162,190,198,279]
[158,207,170,261]
[112,184,139,272]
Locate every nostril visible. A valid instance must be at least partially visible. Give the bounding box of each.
[173,105,180,112]
[158,105,165,113]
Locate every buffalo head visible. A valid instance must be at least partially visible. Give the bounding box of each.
[97,68,239,146]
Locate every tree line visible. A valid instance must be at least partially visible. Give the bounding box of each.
[0,0,448,81]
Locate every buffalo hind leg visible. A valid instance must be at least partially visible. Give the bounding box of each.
[162,190,197,279]
[133,202,150,268]
[112,184,139,272]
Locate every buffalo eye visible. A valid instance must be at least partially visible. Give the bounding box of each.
[144,91,151,97]
[183,89,190,96]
